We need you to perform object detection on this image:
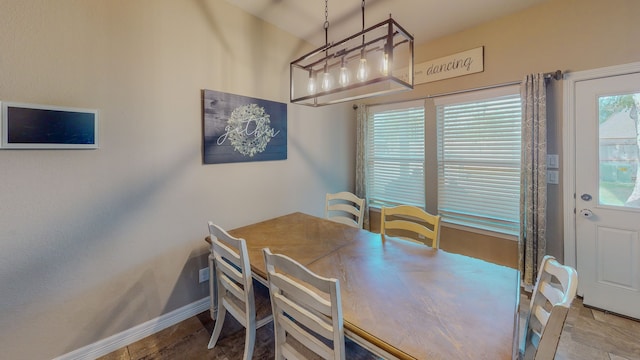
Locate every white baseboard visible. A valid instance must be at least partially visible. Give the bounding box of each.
[53,297,210,360]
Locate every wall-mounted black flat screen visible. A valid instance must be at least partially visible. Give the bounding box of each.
[1,102,98,149]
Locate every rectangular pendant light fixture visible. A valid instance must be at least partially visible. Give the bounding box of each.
[290,16,414,107]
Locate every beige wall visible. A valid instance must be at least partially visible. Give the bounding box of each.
[0,1,354,359]
[2,0,640,358]
[364,0,640,261]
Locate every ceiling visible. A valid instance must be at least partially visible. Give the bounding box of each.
[224,0,549,48]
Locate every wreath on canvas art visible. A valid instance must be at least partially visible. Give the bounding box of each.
[226,104,276,157]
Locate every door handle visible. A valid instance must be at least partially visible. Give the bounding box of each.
[579,209,593,218]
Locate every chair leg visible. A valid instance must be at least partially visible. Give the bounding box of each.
[208,303,227,349]
[273,316,286,360]
[243,324,256,360]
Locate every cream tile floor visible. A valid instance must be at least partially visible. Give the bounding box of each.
[553,296,640,360]
[99,294,640,360]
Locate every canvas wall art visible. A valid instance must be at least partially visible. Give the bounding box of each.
[202,90,287,164]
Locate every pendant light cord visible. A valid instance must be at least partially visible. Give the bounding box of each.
[361,0,365,44]
[324,0,329,48]
[362,0,365,30]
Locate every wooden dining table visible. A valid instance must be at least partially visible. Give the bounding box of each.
[226,212,520,360]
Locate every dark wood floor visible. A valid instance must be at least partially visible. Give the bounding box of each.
[97,280,381,360]
[98,291,640,360]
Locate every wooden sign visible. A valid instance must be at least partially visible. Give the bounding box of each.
[202,90,287,164]
[406,46,484,85]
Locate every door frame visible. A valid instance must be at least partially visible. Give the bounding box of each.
[562,61,640,281]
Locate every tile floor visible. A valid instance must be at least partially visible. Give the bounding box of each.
[553,297,640,360]
[98,291,640,360]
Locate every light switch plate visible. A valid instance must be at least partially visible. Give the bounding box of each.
[547,154,559,169]
[548,170,559,184]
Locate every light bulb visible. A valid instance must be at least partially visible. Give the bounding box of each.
[307,73,317,94]
[321,66,332,92]
[357,57,369,82]
[339,67,350,87]
[380,52,390,76]
[339,59,350,87]
[357,48,369,82]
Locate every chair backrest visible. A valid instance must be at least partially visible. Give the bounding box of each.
[521,255,578,360]
[380,205,441,249]
[208,222,256,329]
[263,248,345,360]
[325,191,365,229]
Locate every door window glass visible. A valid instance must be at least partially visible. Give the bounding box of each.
[598,93,640,207]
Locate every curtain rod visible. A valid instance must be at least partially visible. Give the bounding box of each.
[428,70,562,99]
[353,70,563,109]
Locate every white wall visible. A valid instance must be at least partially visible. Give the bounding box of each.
[0,1,354,358]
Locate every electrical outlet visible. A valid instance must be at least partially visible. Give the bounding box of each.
[198,267,209,283]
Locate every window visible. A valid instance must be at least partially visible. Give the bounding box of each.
[366,100,425,208]
[435,86,521,236]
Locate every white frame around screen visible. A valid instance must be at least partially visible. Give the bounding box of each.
[1,101,99,149]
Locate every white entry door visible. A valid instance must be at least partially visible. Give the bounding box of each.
[574,71,640,319]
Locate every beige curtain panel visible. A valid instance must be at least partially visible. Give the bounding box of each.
[355,103,370,230]
[519,73,548,287]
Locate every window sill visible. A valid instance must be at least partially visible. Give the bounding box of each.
[441,221,518,242]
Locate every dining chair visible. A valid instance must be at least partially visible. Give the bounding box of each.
[207,222,273,360]
[263,248,346,360]
[380,205,441,249]
[520,255,578,360]
[325,191,365,229]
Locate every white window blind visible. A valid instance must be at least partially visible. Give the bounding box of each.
[366,100,425,208]
[436,86,521,235]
